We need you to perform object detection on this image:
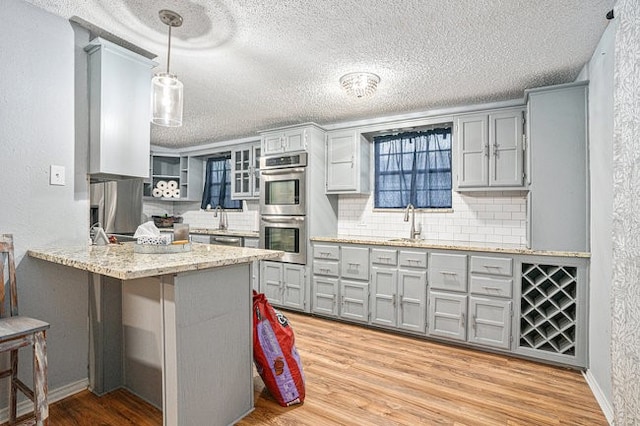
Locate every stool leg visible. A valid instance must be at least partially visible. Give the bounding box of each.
[33,331,48,426]
[9,349,18,423]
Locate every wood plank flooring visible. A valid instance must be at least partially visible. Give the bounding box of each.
[14,311,606,425]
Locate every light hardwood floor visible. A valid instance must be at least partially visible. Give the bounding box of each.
[19,311,607,425]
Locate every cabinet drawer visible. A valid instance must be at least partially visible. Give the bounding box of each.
[470,256,513,277]
[399,250,427,268]
[371,248,397,266]
[470,276,513,298]
[313,260,339,277]
[314,244,340,260]
[341,246,369,280]
[429,253,468,292]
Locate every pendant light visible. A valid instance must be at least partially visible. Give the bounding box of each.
[151,10,184,127]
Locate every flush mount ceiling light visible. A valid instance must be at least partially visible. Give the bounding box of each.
[151,9,184,127]
[339,72,380,98]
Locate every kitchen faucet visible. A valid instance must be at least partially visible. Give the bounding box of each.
[213,205,228,230]
[404,203,421,240]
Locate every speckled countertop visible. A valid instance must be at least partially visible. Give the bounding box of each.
[189,228,259,238]
[28,242,282,280]
[310,236,590,258]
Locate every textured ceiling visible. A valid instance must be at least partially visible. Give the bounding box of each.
[26,0,614,148]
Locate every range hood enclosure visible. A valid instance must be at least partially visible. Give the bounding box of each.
[86,38,156,180]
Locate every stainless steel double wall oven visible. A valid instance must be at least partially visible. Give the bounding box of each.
[259,152,307,264]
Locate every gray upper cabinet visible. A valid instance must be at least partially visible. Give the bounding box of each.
[325,129,370,194]
[455,107,525,191]
[261,128,307,155]
[260,260,306,311]
[86,38,155,180]
[526,82,588,252]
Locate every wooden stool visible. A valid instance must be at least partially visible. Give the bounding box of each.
[0,234,50,425]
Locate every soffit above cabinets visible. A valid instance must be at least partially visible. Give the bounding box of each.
[27,0,614,148]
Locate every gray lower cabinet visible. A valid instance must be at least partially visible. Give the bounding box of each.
[312,276,339,317]
[311,244,340,317]
[428,253,514,351]
[311,244,369,322]
[428,291,467,341]
[261,260,306,310]
[467,296,512,349]
[371,248,427,334]
[340,280,369,323]
[310,241,588,368]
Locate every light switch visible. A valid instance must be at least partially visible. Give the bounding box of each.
[50,165,65,186]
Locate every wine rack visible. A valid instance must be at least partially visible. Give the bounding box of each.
[519,263,578,356]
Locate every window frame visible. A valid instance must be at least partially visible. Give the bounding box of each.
[200,153,243,211]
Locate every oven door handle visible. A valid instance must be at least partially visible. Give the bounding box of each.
[260,168,306,176]
[262,216,305,223]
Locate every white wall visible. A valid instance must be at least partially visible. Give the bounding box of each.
[578,17,616,420]
[0,0,89,409]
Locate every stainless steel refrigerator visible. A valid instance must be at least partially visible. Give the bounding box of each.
[90,179,143,234]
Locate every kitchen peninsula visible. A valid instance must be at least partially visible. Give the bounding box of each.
[28,242,282,426]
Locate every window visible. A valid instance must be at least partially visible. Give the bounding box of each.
[200,154,242,210]
[374,127,452,209]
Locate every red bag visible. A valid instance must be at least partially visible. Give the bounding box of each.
[252,291,306,406]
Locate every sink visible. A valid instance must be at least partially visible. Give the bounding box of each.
[387,238,420,243]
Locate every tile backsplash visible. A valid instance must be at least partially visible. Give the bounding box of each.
[143,200,260,231]
[145,192,527,245]
[337,191,527,245]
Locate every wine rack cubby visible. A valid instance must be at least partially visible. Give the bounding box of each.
[519,263,578,356]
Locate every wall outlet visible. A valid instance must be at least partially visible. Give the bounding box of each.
[50,165,65,186]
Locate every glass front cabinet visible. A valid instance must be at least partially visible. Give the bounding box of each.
[231,144,261,199]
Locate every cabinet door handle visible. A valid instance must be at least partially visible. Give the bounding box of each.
[351,155,354,168]
[493,142,499,157]
[482,285,502,291]
[392,294,396,307]
[440,271,457,276]
[484,143,490,157]
[472,314,477,331]
[348,263,360,268]
[461,312,466,328]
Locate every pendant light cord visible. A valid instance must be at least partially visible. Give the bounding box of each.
[166,25,172,74]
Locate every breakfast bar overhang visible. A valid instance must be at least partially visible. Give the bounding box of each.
[28,243,283,426]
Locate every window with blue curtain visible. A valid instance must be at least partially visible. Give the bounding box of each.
[374,127,452,209]
[201,154,242,210]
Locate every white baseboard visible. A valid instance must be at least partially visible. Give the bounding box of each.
[583,369,615,425]
[0,378,89,423]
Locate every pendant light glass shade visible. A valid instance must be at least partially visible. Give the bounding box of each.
[151,72,183,127]
[151,10,184,127]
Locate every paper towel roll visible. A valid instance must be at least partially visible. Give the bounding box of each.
[167,180,178,190]
[172,189,181,198]
[156,180,168,190]
[162,188,173,198]
[152,188,163,198]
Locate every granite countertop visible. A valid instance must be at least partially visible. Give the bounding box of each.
[28,242,282,280]
[310,236,590,258]
[189,228,259,238]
